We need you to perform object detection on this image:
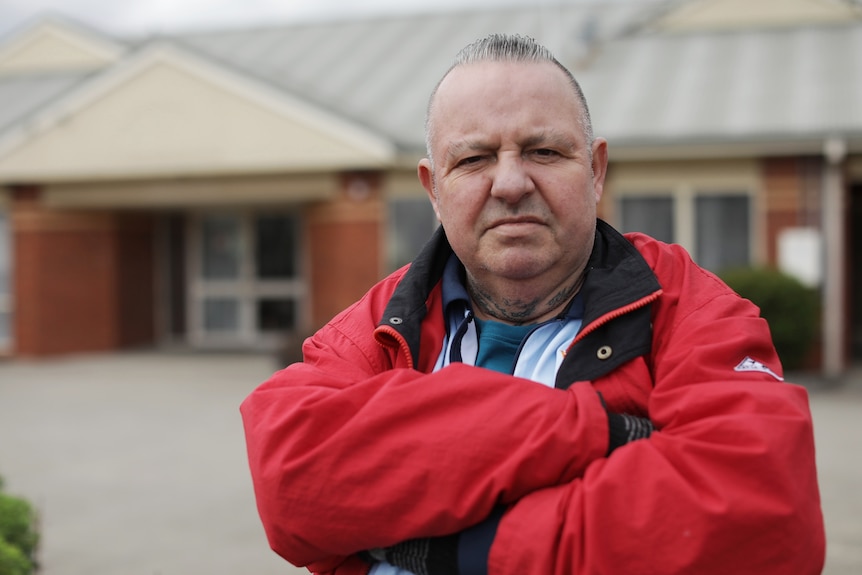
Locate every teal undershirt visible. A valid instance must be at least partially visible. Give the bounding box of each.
[473,317,535,374]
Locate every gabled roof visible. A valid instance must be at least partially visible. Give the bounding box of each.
[0,15,126,73]
[0,40,395,181]
[171,2,654,152]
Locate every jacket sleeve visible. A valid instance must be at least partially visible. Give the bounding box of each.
[240,292,610,570]
[486,246,826,575]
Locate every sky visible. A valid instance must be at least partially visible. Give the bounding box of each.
[0,0,609,40]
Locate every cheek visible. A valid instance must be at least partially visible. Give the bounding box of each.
[436,186,481,222]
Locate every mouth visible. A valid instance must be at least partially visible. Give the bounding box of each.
[489,217,545,231]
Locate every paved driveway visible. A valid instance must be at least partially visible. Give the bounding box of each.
[0,352,860,574]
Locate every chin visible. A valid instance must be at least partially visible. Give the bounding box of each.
[487,257,550,280]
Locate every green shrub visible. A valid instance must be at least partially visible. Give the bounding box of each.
[719,267,820,371]
[0,538,31,575]
[0,476,38,575]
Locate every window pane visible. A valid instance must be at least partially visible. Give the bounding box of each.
[201,216,240,279]
[618,196,674,243]
[203,298,239,331]
[258,299,296,332]
[388,198,437,271]
[256,215,297,279]
[696,195,750,273]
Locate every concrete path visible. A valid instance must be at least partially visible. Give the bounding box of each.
[0,351,298,575]
[0,352,860,574]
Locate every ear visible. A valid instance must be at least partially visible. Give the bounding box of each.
[590,138,609,203]
[418,158,441,220]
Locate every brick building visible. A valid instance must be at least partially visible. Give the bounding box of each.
[0,0,860,375]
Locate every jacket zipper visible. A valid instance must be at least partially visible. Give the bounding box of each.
[568,289,663,350]
[374,324,415,369]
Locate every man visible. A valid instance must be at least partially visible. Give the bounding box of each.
[241,34,825,575]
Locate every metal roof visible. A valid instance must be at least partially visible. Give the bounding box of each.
[0,71,95,135]
[581,22,862,146]
[171,2,656,152]
[1,1,861,159]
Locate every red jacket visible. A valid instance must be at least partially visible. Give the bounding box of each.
[241,221,825,574]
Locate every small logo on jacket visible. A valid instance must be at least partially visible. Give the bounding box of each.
[734,356,784,381]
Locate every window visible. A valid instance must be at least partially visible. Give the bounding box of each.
[201,216,240,279]
[615,190,751,274]
[190,212,304,347]
[203,298,239,331]
[256,215,297,278]
[618,196,674,243]
[695,195,750,273]
[387,198,437,271]
[257,299,296,332]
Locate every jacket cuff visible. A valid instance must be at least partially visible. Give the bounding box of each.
[457,507,505,575]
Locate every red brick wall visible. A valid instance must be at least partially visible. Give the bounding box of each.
[306,172,383,328]
[11,188,155,356]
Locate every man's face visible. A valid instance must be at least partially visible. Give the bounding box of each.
[419,61,607,288]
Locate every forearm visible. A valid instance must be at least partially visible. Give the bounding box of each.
[482,364,824,575]
[241,362,609,567]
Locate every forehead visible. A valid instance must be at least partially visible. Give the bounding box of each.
[429,61,583,141]
[434,60,579,109]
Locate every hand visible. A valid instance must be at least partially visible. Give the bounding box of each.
[364,534,459,575]
[606,411,654,454]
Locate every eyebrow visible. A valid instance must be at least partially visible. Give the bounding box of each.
[444,140,490,164]
[444,131,578,163]
[523,131,577,152]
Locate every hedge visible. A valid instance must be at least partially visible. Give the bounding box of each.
[719,267,820,371]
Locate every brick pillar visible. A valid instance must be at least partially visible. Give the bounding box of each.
[11,187,155,356]
[761,157,821,265]
[306,172,384,328]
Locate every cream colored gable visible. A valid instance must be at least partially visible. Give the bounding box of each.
[0,19,123,74]
[0,43,395,181]
[654,0,862,31]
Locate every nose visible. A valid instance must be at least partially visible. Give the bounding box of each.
[490,154,535,204]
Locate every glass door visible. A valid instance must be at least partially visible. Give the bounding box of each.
[188,211,304,349]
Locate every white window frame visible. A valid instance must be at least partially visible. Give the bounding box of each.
[187,210,306,349]
[608,160,762,270]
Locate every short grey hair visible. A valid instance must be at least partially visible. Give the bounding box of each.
[424,34,595,165]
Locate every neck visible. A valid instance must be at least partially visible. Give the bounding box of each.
[467,272,585,325]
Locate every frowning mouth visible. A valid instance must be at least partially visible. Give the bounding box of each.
[488,216,545,230]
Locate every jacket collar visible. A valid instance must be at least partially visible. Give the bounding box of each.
[378,220,661,367]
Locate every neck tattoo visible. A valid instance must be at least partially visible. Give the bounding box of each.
[468,274,585,325]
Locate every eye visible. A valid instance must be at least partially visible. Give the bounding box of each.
[532,148,559,159]
[456,155,484,167]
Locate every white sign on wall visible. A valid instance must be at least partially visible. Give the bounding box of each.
[777,227,822,288]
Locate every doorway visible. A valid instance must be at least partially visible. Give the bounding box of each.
[187,210,305,349]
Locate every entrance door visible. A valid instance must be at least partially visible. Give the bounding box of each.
[188,211,305,349]
[850,185,862,360]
